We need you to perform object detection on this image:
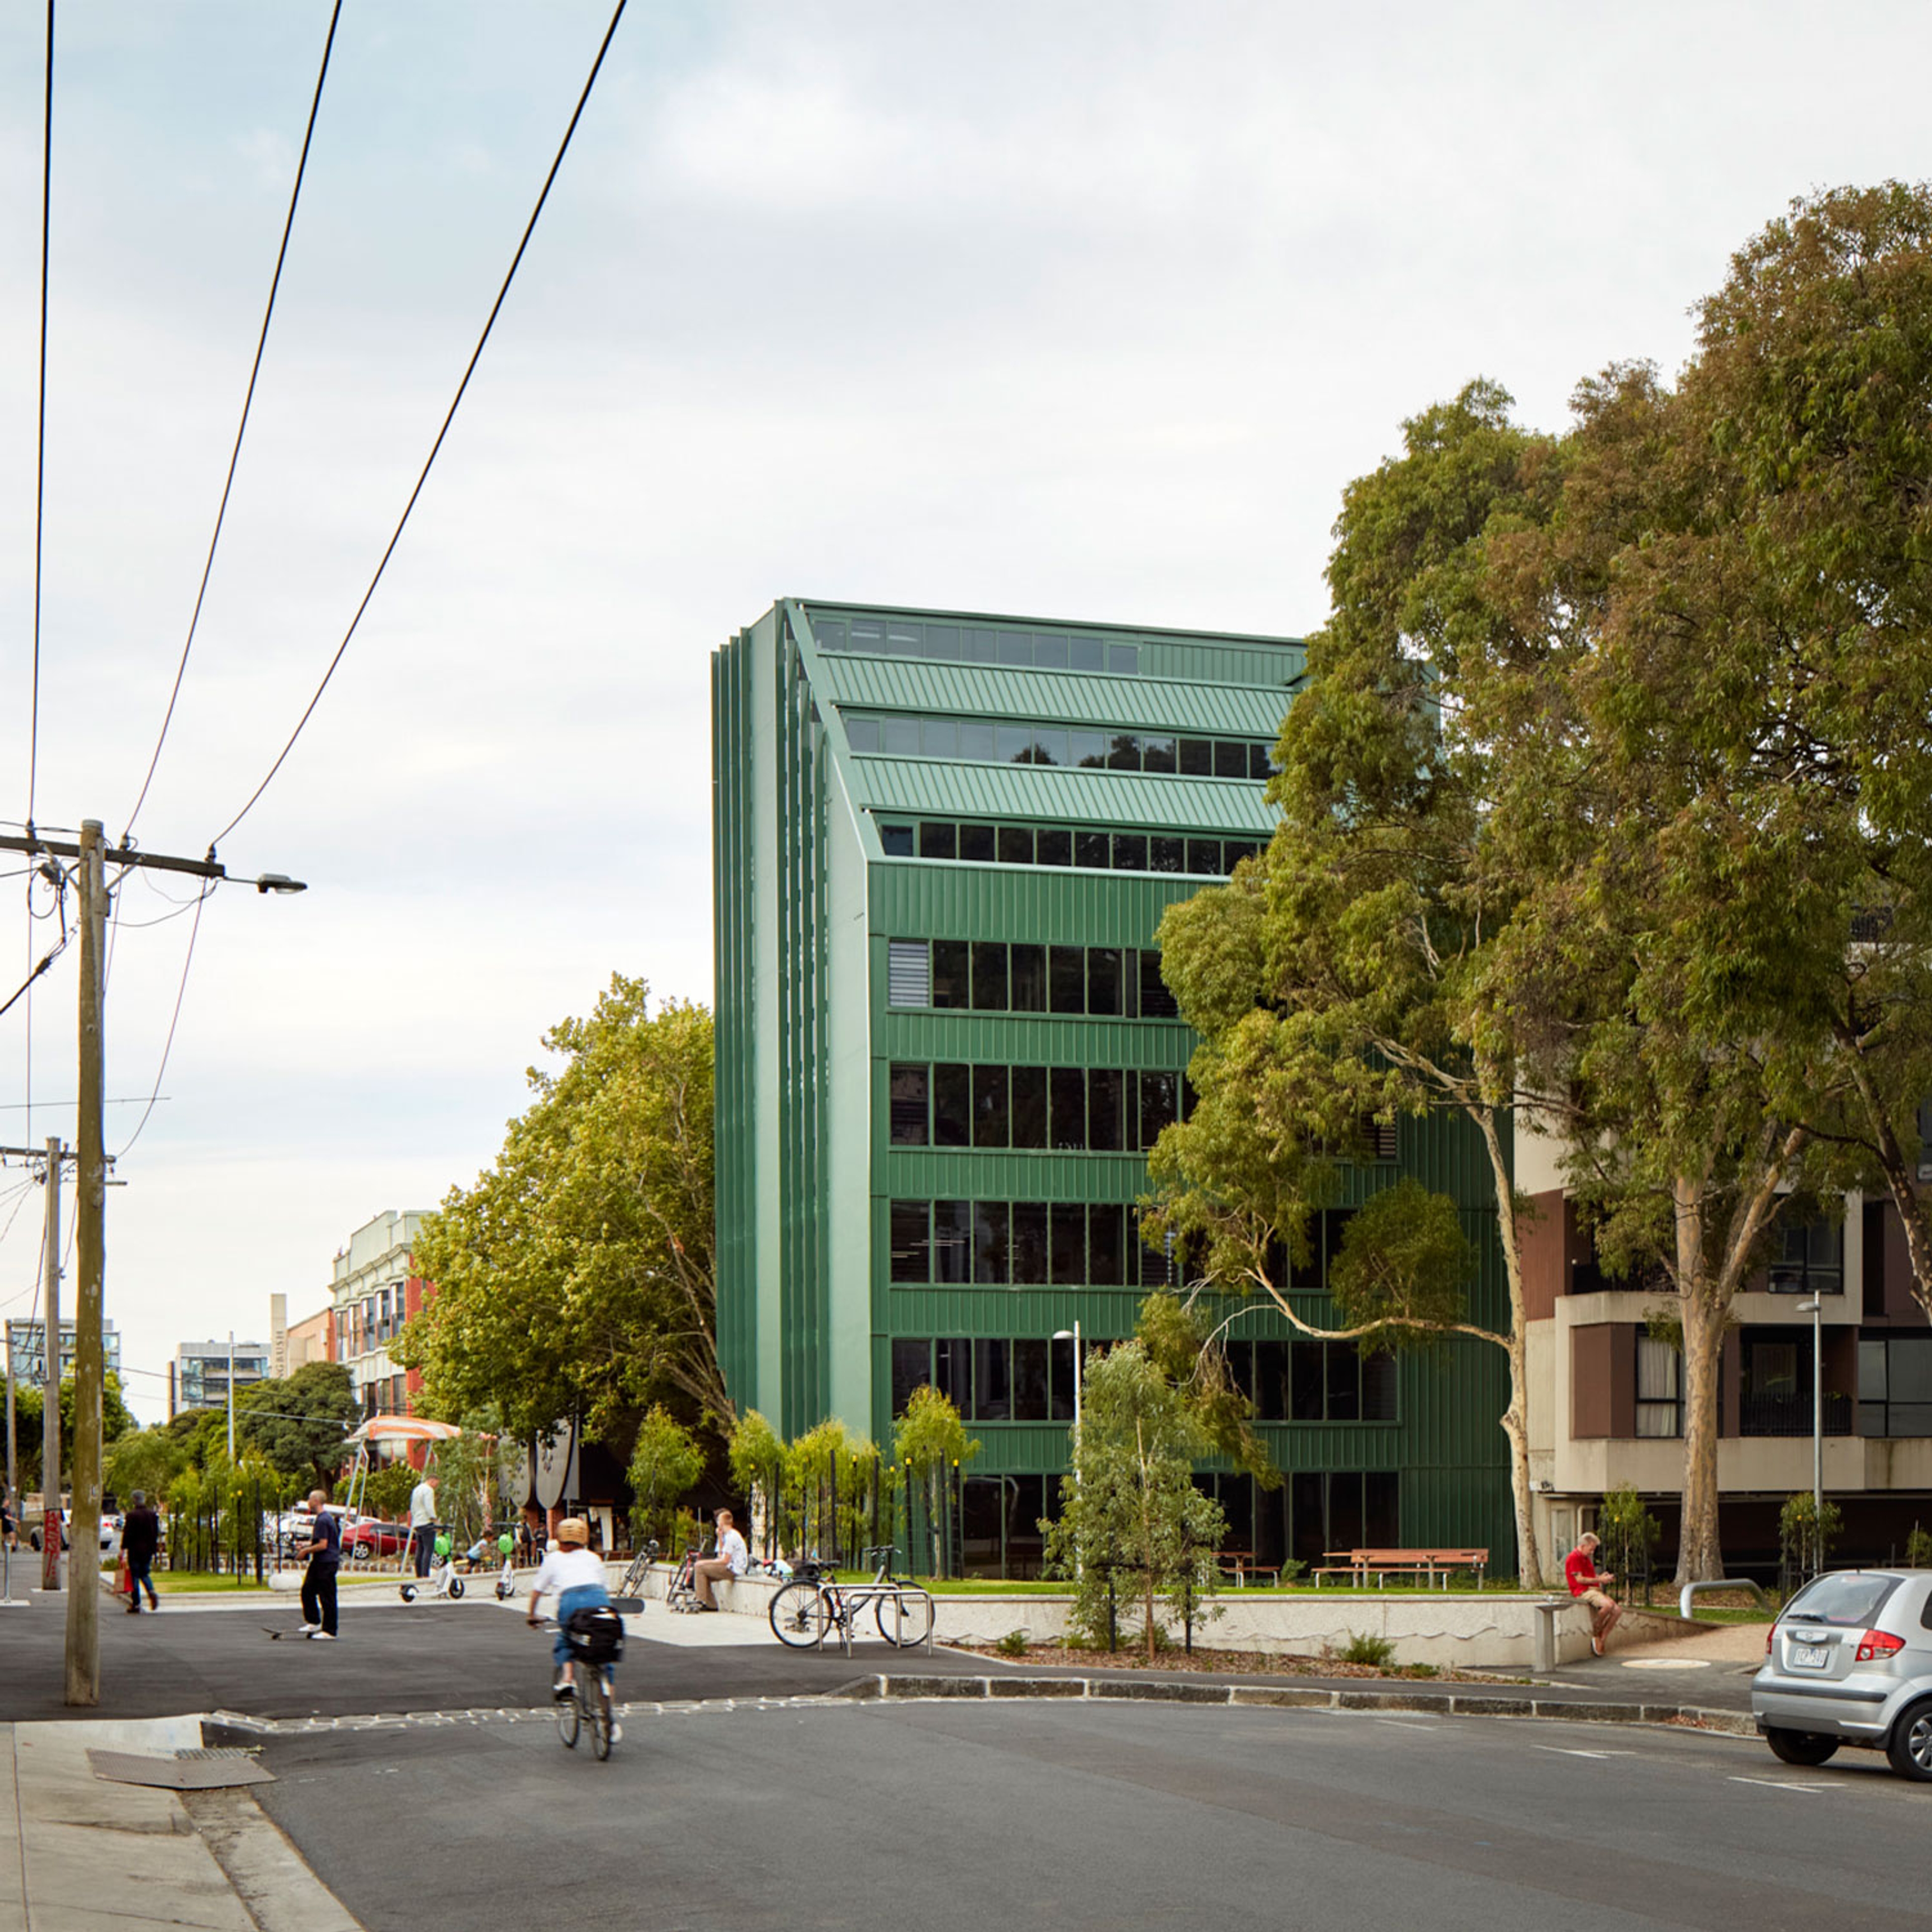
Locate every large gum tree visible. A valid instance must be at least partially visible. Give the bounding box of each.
[1146,380,1561,1587]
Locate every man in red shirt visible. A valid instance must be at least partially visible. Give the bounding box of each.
[1564,1531,1621,1655]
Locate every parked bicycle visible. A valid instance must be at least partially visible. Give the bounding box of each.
[616,1538,661,1600]
[768,1546,934,1654]
[542,1609,624,1760]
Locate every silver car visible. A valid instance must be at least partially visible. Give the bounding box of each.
[1752,1568,1932,1780]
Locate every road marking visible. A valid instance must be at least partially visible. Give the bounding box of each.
[1729,1776,1834,1792]
[1535,1745,1637,1759]
[1377,1720,1438,1731]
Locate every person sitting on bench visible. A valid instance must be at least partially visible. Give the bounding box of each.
[690,1507,749,1611]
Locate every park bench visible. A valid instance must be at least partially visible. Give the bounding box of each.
[1313,1547,1489,1589]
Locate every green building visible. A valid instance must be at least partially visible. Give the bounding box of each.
[711,599,1511,1576]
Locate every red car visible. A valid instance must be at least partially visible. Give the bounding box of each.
[345,1516,407,1560]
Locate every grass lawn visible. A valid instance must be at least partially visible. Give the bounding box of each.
[829,1575,1538,1598]
[151,1572,270,1593]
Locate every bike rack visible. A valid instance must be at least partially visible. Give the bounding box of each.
[1679,1577,1772,1621]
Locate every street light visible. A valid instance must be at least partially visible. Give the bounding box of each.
[1052,1324,1083,1579]
[1797,1296,1823,1572]
[1051,1323,1083,1439]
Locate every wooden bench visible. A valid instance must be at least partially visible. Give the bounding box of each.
[1313,1547,1489,1589]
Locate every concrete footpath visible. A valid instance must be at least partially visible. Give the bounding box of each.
[0,1714,358,1932]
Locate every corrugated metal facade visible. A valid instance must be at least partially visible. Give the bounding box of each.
[713,598,1514,1571]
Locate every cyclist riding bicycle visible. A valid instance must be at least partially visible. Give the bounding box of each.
[525,1516,613,1700]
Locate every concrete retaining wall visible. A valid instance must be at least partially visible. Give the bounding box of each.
[620,1564,1703,1668]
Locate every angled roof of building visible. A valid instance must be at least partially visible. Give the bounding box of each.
[808,655,1294,737]
[844,756,1275,831]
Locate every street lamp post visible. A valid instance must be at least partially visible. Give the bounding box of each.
[1052,1323,1083,1578]
[1797,1296,1823,1574]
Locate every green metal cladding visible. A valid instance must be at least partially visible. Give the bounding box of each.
[712,598,1513,1574]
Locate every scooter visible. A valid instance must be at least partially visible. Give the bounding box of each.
[399,1532,465,1603]
[491,1533,519,1600]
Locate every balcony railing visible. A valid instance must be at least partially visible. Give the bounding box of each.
[1738,1391,1854,1438]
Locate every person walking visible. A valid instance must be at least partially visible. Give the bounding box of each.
[299,1489,342,1640]
[1564,1530,1622,1656]
[122,1491,161,1613]
[408,1470,438,1580]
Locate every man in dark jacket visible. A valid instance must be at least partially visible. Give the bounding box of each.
[122,1491,161,1613]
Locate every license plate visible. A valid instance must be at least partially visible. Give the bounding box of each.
[1791,1643,1830,1669]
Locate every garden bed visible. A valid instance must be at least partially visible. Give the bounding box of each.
[950,1638,1520,1684]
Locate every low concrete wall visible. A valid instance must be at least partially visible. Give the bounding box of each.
[622,1564,1684,1668]
[930,1591,1612,1669]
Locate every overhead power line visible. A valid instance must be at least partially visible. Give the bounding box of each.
[115,882,210,1158]
[208,0,628,850]
[26,0,52,830]
[121,0,344,846]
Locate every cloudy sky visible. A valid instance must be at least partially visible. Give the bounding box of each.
[0,1,1926,1421]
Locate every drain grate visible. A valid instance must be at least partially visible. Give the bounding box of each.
[88,1747,275,1790]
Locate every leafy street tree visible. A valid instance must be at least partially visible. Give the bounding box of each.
[236,1362,358,1489]
[1157,185,1932,1584]
[1042,1339,1227,1660]
[10,1375,137,1492]
[1648,184,1932,1331]
[104,1427,188,1503]
[1146,380,1558,1584]
[628,1405,704,1549]
[430,1422,501,1550]
[892,1386,978,1580]
[1473,192,1932,1578]
[397,977,726,1454]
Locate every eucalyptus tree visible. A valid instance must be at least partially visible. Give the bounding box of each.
[1147,380,1561,1584]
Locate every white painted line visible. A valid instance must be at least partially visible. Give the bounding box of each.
[1377,1720,1438,1731]
[1729,1777,1833,1792]
[1535,1745,1637,1759]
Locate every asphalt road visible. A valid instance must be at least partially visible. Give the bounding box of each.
[0,1595,973,1720]
[256,1700,1932,1932]
[0,1592,1762,1722]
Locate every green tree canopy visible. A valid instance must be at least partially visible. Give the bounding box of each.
[236,1361,358,1488]
[1145,377,1559,1583]
[628,1405,704,1548]
[396,977,725,1453]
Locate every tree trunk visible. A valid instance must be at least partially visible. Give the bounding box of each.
[1675,1183,1728,1585]
[1479,1103,1545,1587]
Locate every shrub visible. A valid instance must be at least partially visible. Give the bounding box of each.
[1905,1521,1932,1570]
[995,1629,1028,1657]
[1779,1493,1841,1578]
[1337,1629,1396,1667]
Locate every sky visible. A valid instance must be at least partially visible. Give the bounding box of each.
[0,0,1927,1423]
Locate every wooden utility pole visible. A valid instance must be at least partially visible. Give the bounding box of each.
[41,1136,60,1593]
[65,821,106,1705]
[0,824,303,1704]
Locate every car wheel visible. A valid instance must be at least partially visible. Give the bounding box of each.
[27,1532,39,1553]
[1886,1701,1932,1782]
[1765,1727,1840,1767]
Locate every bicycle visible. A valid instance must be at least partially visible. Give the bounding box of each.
[616,1538,661,1600]
[541,1608,624,1761]
[768,1546,934,1655]
[662,1543,704,1613]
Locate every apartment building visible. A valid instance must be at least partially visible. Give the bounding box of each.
[712,599,1515,1576]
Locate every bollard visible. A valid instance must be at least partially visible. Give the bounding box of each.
[1533,1597,1566,1672]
